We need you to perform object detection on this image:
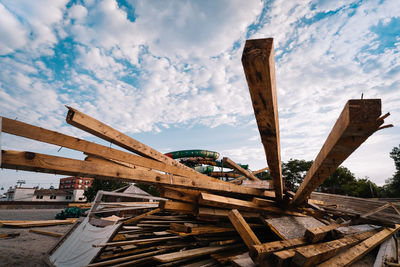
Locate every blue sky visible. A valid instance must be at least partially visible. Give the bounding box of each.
[0,0,399,192]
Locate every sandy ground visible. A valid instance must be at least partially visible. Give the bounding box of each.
[0,209,72,267]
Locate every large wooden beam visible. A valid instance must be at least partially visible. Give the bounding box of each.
[317,226,400,267]
[293,99,384,205]
[222,157,259,181]
[1,116,227,185]
[242,38,283,200]
[228,209,261,249]
[1,150,268,197]
[66,107,203,175]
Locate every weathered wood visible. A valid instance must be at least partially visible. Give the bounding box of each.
[0,219,76,228]
[1,150,268,197]
[66,107,197,174]
[159,187,199,203]
[249,237,307,263]
[252,197,276,207]
[1,116,225,185]
[93,235,182,247]
[228,209,261,249]
[29,229,63,238]
[153,244,241,263]
[293,230,378,266]
[123,208,161,225]
[317,226,400,267]
[230,166,269,184]
[270,248,296,267]
[361,202,391,218]
[240,180,273,189]
[222,157,259,181]
[293,99,383,205]
[373,236,398,267]
[305,223,343,243]
[159,201,196,214]
[242,38,283,200]
[199,192,305,217]
[197,207,259,219]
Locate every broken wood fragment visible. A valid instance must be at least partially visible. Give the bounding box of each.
[228,209,261,249]
[222,157,259,181]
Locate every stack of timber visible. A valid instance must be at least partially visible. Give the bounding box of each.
[1,37,397,266]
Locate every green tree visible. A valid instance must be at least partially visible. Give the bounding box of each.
[282,159,313,190]
[84,179,128,202]
[255,171,272,180]
[383,144,400,197]
[320,166,356,195]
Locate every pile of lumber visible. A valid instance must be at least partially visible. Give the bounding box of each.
[1,38,397,266]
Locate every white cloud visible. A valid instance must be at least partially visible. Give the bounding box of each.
[0,3,28,54]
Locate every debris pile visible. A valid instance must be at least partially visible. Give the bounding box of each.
[1,38,398,266]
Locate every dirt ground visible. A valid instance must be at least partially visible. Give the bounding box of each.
[0,209,72,267]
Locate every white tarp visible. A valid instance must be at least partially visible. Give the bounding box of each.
[49,217,121,267]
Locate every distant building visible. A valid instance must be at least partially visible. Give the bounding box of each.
[59,177,93,190]
[33,189,87,202]
[5,187,35,201]
[5,186,87,202]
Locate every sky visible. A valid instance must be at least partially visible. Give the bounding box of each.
[0,0,399,193]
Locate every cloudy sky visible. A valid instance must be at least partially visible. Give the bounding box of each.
[0,0,399,192]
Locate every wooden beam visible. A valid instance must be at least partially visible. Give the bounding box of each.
[159,187,199,203]
[197,207,259,219]
[153,244,242,263]
[1,117,225,185]
[123,208,161,225]
[93,235,183,247]
[293,230,378,266]
[360,202,391,218]
[249,237,307,263]
[29,229,63,238]
[242,38,283,200]
[66,107,195,172]
[317,226,400,267]
[222,157,259,181]
[228,209,261,249]
[230,167,269,184]
[305,223,343,243]
[1,150,268,197]
[293,99,383,205]
[198,192,305,217]
[159,201,196,214]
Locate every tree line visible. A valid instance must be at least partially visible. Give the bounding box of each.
[256,144,400,198]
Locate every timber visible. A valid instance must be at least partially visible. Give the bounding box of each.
[249,237,307,263]
[222,157,259,181]
[0,116,227,185]
[228,209,261,249]
[318,225,400,267]
[293,99,383,205]
[242,38,283,200]
[1,150,268,197]
[305,223,343,243]
[293,230,378,266]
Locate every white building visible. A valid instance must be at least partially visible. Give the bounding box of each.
[5,187,87,202]
[5,187,36,201]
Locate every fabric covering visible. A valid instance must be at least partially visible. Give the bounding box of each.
[49,217,121,267]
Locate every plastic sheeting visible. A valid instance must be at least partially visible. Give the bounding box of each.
[49,217,121,267]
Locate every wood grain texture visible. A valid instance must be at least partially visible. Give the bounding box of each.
[294,99,383,205]
[228,209,261,249]
[242,38,283,200]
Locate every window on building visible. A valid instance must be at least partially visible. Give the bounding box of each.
[36,195,43,199]
[65,196,72,200]
[78,185,82,189]
[72,180,75,183]
[78,179,82,183]
[78,197,83,200]
[50,195,56,199]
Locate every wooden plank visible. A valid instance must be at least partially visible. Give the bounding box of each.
[242,38,283,200]
[361,202,391,218]
[293,230,378,266]
[1,150,268,197]
[230,166,269,184]
[198,192,304,217]
[159,187,199,203]
[373,236,398,267]
[66,107,202,175]
[270,248,296,267]
[0,219,76,228]
[197,207,259,219]
[240,180,272,189]
[228,209,261,249]
[123,208,161,225]
[153,244,241,263]
[249,237,307,263]
[93,235,182,247]
[29,229,63,237]
[305,223,343,243]
[230,252,256,267]
[222,157,259,181]
[252,197,275,207]
[293,99,383,205]
[159,201,196,214]
[1,116,225,185]
[317,226,400,267]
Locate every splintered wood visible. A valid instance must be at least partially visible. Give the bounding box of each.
[1,37,396,267]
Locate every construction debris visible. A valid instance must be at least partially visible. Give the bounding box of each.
[0,38,397,266]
